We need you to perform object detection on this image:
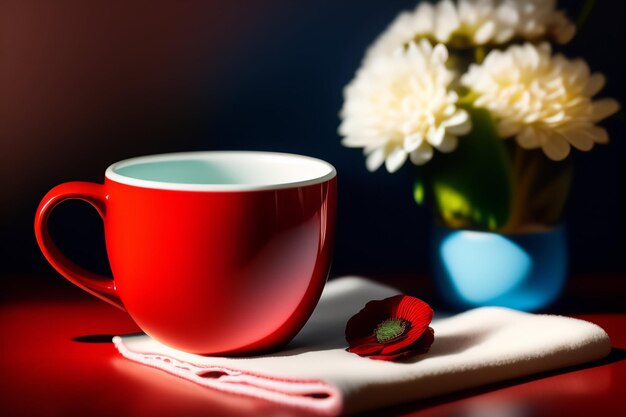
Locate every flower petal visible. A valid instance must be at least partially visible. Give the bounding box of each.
[410,144,434,165]
[348,345,382,356]
[385,147,408,173]
[434,134,458,153]
[516,127,541,149]
[404,133,423,152]
[588,126,609,144]
[442,109,468,127]
[434,0,459,42]
[474,21,496,45]
[432,43,449,64]
[541,133,571,161]
[397,297,433,335]
[404,326,436,356]
[444,111,472,135]
[583,73,606,97]
[427,125,446,146]
[497,120,520,138]
[590,99,620,122]
[551,12,576,44]
[346,334,384,356]
[365,148,386,172]
[367,353,404,361]
[561,129,594,151]
[379,298,433,354]
[341,135,372,147]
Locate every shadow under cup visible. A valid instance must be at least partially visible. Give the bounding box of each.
[35,152,337,355]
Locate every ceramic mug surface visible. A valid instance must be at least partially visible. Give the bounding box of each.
[35,151,337,354]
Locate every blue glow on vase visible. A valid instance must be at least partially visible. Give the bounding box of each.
[432,226,567,311]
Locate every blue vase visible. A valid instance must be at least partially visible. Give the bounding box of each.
[432,225,567,311]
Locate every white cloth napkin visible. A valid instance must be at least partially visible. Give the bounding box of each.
[113,277,611,416]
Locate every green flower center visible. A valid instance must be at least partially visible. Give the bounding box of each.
[375,318,409,343]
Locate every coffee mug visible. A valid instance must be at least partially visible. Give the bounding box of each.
[35,151,337,355]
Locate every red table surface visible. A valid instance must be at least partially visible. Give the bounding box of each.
[1,276,625,417]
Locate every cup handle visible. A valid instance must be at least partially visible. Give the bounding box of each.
[34,181,125,311]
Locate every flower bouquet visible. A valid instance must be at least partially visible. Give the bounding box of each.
[339,0,620,309]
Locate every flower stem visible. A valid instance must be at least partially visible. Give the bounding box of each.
[576,0,596,30]
[500,146,572,233]
[474,46,486,64]
[500,147,540,233]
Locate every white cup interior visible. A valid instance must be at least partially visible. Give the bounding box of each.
[105,151,336,191]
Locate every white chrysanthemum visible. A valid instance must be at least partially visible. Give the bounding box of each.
[364,1,457,65]
[340,40,471,172]
[461,43,620,160]
[364,0,575,63]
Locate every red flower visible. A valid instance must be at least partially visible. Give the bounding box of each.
[345,295,434,361]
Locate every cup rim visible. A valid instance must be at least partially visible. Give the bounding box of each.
[105,151,337,191]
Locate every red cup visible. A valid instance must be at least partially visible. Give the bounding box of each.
[35,151,337,355]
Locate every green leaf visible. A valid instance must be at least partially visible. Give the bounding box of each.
[415,106,512,231]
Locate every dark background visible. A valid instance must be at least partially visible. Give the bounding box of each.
[1,0,624,284]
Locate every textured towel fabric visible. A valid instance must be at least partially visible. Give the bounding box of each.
[113,277,611,416]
